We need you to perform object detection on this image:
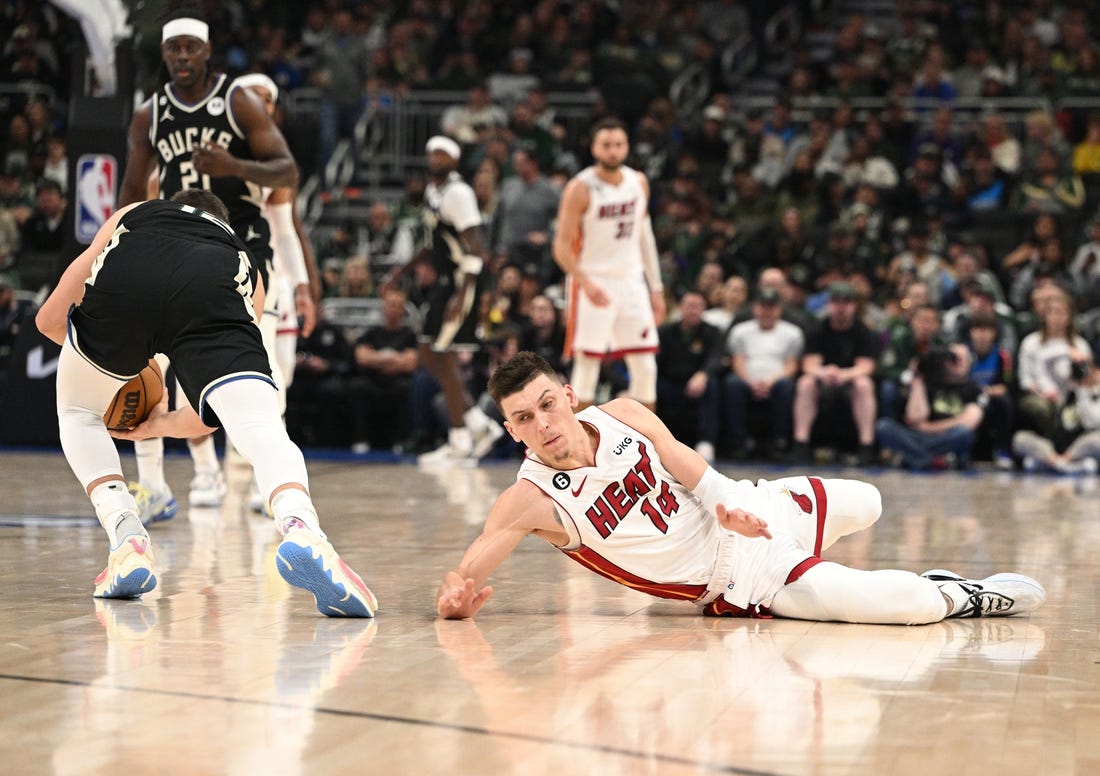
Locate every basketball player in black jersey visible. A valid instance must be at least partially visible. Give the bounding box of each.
[117,10,299,521]
[36,189,376,617]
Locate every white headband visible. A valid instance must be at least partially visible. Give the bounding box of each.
[233,73,278,103]
[425,135,461,160]
[162,18,209,43]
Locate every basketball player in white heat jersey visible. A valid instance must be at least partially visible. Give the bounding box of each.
[436,351,1045,624]
[553,118,665,410]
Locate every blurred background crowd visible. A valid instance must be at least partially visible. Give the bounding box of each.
[2,0,1100,472]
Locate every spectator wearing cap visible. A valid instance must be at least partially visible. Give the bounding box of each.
[875,343,985,471]
[790,281,879,466]
[959,145,1011,214]
[942,276,1019,355]
[655,291,724,463]
[687,105,732,195]
[722,286,804,460]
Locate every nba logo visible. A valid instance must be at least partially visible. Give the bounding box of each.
[75,154,117,243]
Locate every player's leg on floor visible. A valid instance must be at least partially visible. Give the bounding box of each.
[131,352,176,523]
[570,352,601,408]
[55,343,156,598]
[204,378,376,617]
[770,561,948,624]
[623,352,657,411]
[817,478,882,551]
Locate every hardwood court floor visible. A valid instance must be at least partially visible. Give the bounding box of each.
[0,450,1097,775]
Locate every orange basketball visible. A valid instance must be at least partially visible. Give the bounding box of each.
[103,360,165,431]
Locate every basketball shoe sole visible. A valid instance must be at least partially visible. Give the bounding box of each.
[922,569,1045,617]
[276,529,377,617]
[93,535,158,599]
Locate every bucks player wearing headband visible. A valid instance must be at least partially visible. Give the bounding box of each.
[118,10,299,521]
[411,135,503,463]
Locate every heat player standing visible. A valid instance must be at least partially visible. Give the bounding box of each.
[553,117,666,410]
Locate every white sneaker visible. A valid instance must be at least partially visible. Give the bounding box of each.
[189,470,227,507]
[1022,455,1040,473]
[276,528,377,617]
[1058,457,1099,476]
[93,533,157,599]
[470,421,504,458]
[922,569,1045,618]
[129,482,178,525]
[694,441,716,464]
[418,427,474,464]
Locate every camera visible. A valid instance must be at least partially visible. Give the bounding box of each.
[1070,359,1090,382]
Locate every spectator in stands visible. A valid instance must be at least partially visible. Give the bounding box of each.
[703,274,748,333]
[1012,146,1086,215]
[1069,214,1100,306]
[348,287,419,453]
[966,311,1016,470]
[361,202,413,278]
[1071,112,1100,176]
[912,48,958,104]
[516,294,567,379]
[978,112,1022,177]
[1021,110,1071,174]
[337,255,373,299]
[875,344,985,470]
[1013,356,1100,475]
[312,8,371,176]
[40,134,66,193]
[959,146,1012,215]
[940,250,1005,310]
[723,286,803,460]
[0,159,32,228]
[19,178,64,254]
[655,291,723,463]
[441,84,508,146]
[493,147,560,279]
[884,220,952,308]
[1017,292,1093,442]
[286,312,356,447]
[790,281,879,465]
[0,274,34,384]
[1008,237,1073,312]
[943,277,1019,356]
[877,303,947,422]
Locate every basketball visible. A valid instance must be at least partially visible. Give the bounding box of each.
[103,360,164,431]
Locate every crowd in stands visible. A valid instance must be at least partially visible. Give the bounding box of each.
[2,1,1100,473]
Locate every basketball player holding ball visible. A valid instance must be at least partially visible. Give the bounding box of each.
[37,190,376,617]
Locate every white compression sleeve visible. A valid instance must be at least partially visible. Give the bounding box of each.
[55,342,128,489]
[268,201,309,286]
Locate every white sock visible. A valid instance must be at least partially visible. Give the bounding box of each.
[90,481,145,546]
[134,437,167,490]
[189,435,220,474]
[270,488,325,538]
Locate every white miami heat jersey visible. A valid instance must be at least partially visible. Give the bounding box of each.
[576,165,648,278]
[517,406,722,601]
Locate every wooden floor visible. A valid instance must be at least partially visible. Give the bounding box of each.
[0,450,1097,775]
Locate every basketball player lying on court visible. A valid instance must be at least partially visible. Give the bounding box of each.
[36,190,376,617]
[436,352,1044,623]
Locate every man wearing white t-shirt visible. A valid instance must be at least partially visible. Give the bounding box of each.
[723,287,804,459]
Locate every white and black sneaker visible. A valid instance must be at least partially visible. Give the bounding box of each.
[922,569,1045,618]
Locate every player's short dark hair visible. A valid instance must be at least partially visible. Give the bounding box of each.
[592,117,627,136]
[170,189,230,224]
[162,2,206,24]
[488,351,561,410]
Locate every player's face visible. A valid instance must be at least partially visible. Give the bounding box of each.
[247,85,276,116]
[591,128,629,171]
[162,36,210,88]
[426,149,457,177]
[501,375,581,462]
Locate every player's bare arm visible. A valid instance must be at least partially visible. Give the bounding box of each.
[437,480,568,619]
[444,223,488,323]
[636,172,666,324]
[118,103,157,206]
[190,88,298,188]
[36,203,142,344]
[552,179,608,306]
[599,398,772,539]
[110,390,215,442]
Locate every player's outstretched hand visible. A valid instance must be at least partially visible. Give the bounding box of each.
[437,577,493,619]
[716,504,772,539]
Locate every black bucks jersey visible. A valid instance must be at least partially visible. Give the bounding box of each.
[148,73,273,286]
